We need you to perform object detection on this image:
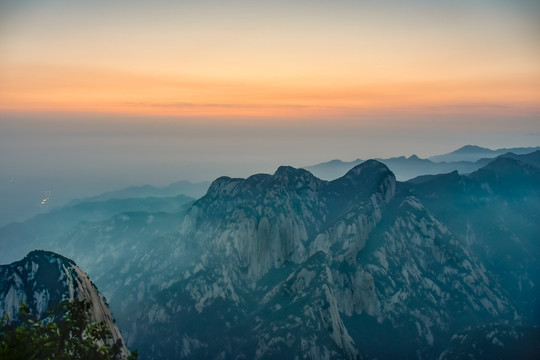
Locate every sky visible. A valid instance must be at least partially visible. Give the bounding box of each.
[0,0,539,223]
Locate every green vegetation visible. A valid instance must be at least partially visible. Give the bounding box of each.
[0,301,137,360]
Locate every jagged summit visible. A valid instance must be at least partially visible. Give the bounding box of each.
[203,167,322,203]
[213,163,378,198]
[184,159,398,285]
[274,165,302,175]
[340,159,392,182]
[205,175,245,198]
[273,165,315,182]
[332,160,396,203]
[205,160,394,200]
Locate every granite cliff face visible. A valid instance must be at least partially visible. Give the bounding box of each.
[0,250,130,357]
[103,160,527,359]
[182,160,396,283]
[407,155,540,326]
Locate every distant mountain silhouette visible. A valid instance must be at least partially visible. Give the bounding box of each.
[304,146,540,181]
[0,194,194,265]
[429,145,540,163]
[68,180,210,205]
[495,150,540,168]
[305,155,478,181]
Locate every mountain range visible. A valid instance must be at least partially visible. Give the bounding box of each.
[0,148,539,359]
[429,145,540,163]
[0,178,209,228]
[0,194,195,265]
[304,145,540,181]
[67,180,210,206]
[3,145,537,229]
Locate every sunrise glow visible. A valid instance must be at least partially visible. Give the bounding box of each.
[1,0,538,122]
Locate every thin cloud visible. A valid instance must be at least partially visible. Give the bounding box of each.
[125,101,350,111]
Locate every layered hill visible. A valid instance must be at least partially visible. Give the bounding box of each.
[429,145,540,163]
[0,194,195,271]
[304,146,540,181]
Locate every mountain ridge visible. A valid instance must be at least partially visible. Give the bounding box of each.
[304,146,540,181]
[429,145,540,163]
[67,180,209,206]
[1,156,538,359]
[113,158,523,358]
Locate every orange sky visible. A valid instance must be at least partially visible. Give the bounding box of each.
[1,62,538,121]
[1,0,539,123]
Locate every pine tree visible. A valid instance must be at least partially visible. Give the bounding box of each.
[0,301,137,360]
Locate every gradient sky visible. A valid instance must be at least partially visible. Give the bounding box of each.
[1,0,539,119]
[0,0,539,194]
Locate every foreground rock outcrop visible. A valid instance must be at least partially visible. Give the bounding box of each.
[0,250,130,358]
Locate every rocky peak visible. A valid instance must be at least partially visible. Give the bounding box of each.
[0,251,130,357]
[204,166,322,200]
[330,160,396,203]
[344,159,390,178]
[184,161,398,282]
[273,166,319,186]
[204,176,245,199]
